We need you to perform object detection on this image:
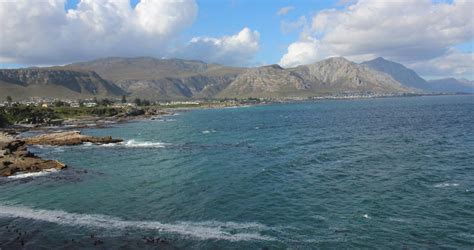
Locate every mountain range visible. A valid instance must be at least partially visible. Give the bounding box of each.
[0,56,472,101]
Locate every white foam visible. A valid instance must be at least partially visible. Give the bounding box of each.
[363,214,371,219]
[123,140,168,148]
[434,183,459,188]
[202,129,216,134]
[0,204,274,242]
[7,168,59,179]
[100,140,168,149]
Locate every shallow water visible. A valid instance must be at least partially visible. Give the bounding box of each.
[1,95,473,248]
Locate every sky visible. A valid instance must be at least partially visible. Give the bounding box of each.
[0,0,473,79]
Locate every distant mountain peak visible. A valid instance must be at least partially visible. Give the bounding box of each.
[262,64,284,70]
[362,57,427,90]
[372,56,387,61]
[324,56,352,63]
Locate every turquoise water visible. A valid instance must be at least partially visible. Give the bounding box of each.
[1,95,473,248]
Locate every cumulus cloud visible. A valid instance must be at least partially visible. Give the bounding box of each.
[279,38,323,68]
[179,27,260,66]
[279,0,474,78]
[0,0,198,64]
[277,6,294,16]
[0,0,260,66]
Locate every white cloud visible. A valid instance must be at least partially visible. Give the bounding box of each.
[279,38,323,68]
[408,50,474,79]
[135,0,197,36]
[0,0,260,66]
[277,6,294,16]
[279,0,474,77]
[179,27,260,66]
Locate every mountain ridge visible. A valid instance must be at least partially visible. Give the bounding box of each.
[0,56,469,101]
[0,67,125,100]
[219,57,411,98]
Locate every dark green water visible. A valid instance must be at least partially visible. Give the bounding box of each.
[1,95,473,249]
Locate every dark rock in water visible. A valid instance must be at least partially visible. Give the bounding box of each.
[93,239,104,245]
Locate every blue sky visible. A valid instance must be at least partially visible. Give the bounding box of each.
[0,0,472,79]
[61,0,342,66]
[183,0,341,66]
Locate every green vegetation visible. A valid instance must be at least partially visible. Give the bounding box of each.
[133,98,152,107]
[0,105,60,126]
[0,105,123,127]
[0,112,9,127]
[0,99,266,128]
[53,106,121,118]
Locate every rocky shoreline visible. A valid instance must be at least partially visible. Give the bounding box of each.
[0,135,65,177]
[0,104,245,178]
[0,131,122,177]
[26,131,122,146]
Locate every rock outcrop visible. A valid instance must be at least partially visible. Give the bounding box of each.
[25,131,123,146]
[0,136,66,177]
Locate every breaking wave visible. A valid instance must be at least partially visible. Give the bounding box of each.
[99,140,168,148]
[7,168,59,180]
[0,204,274,242]
[434,183,459,188]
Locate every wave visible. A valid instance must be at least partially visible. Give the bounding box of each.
[122,140,168,148]
[434,183,459,188]
[202,129,217,134]
[98,140,168,148]
[0,204,273,242]
[7,168,59,179]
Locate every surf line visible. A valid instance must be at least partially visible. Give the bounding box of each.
[0,204,275,242]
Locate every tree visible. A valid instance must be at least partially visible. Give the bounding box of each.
[54,100,68,107]
[121,95,127,104]
[134,98,142,106]
[99,98,113,106]
[142,99,151,106]
[6,96,12,106]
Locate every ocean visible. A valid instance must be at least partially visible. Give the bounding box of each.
[0,95,473,248]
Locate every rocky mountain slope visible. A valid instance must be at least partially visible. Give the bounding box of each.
[361,57,429,91]
[219,57,411,98]
[67,57,244,100]
[0,68,125,100]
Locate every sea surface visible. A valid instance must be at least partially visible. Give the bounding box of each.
[0,95,473,249]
